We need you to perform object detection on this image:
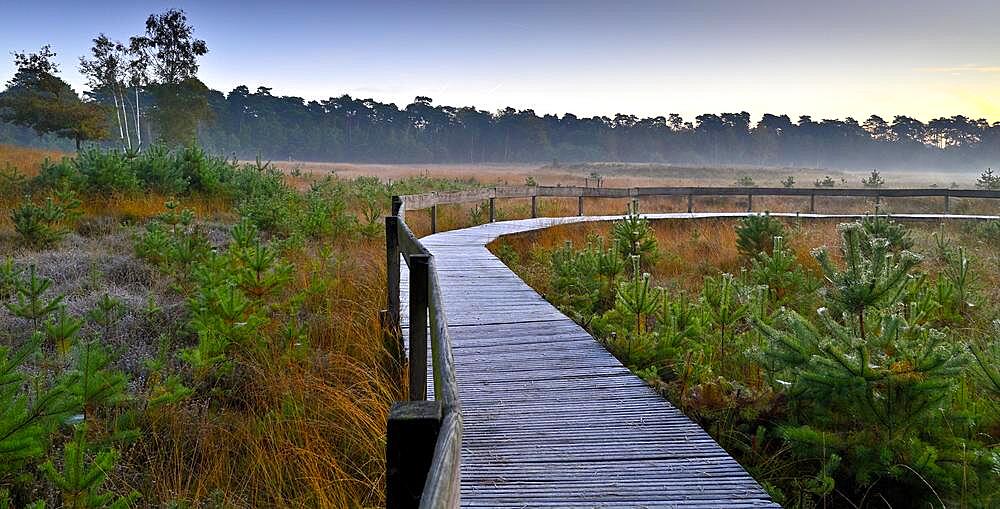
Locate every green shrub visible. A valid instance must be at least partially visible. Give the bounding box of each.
[32,157,79,190]
[861,169,885,188]
[748,236,817,312]
[0,164,27,198]
[735,213,785,259]
[612,208,657,263]
[134,145,189,194]
[74,148,141,194]
[860,214,913,252]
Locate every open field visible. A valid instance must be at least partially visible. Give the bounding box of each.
[272,159,989,189]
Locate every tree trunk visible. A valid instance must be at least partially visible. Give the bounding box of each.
[134,86,142,151]
[119,85,132,151]
[112,87,125,150]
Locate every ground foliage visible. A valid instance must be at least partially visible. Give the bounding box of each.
[0,145,476,507]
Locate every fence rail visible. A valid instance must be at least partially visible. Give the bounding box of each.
[396,185,1000,233]
[384,196,461,509]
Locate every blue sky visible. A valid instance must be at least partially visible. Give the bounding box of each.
[2,0,999,121]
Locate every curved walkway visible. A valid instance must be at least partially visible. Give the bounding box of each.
[403,212,996,508]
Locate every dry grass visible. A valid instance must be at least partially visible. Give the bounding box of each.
[129,239,398,507]
[1,161,399,506]
[489,216,997,297]
[0,144,69,176]
[270,160,987,189]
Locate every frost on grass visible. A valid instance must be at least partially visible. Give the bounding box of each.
[1,230,185,380]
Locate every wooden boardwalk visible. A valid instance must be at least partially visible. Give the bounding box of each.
[399,213,792,508]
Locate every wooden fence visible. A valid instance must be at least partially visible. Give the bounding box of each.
[396,185,1000,233]
[384,196,461,509]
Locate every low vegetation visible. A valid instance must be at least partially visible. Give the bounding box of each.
[492,211,1000,507]
[0,145,475,507]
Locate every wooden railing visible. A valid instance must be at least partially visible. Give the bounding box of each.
[384,197,462,509]
[398,185,1000,232]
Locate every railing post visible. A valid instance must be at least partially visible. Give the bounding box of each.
[875,193,881,214]
[578,195,584,216]
[385,401,443,509]
[809,193,815,213]
[392,195,403,217]
[632,198,639,213]
[531,195,538,218]
[687,194,693,213]
[430,205,437,234]
[408,254,430,401]
[386,216,401,334]
[944,193,950,214]
[747,193,753,212]
[489,197,496,222]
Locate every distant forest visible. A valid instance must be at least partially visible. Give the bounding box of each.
[5,88,999,171]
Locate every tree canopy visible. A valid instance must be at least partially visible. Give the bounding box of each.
[0,46,107,149]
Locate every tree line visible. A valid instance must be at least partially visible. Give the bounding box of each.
[2,9,1000,170]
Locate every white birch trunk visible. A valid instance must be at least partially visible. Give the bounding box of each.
[112,87,126,151]
[134,86,142,151]
[119,84,132,151]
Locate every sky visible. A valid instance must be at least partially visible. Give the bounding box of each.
[2,0,999,123]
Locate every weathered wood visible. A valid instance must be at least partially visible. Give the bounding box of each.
[747,193,753,212]
[430,205,437,234]
[398,186,1000,212]
[687,194,693,213]
[530,195,538,218]
[577,195,584,216]
[386,216,401,329]
[488,197,495,222]
[945,193,950,213]
[386,401,443,509]
[810,193,816,212]
[408,254,430,401]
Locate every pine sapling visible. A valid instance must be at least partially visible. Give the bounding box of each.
[40,424,140,509]
[6,265,64,330]
[44,306,84,357]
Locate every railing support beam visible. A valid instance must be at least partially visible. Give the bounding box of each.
[489,197,496,222]
[809,193,815,213]
[386,216,401,332]
[408,254,430,401]
[386,401,443,509]
[531,195,538,218]
[747,194,753,212]
[687,194,693,213]
[944,194,950,214]
[430,205,437,234]
[578,196,584,216]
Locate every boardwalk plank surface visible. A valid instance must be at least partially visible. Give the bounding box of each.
[406,212,998,507]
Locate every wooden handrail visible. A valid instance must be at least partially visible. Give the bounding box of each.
[396,185,1000,217]
[385,199,462,509]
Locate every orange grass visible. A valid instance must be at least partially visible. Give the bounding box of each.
[487,216,997,296]
[115,238,399,507]
[0,143,69,176]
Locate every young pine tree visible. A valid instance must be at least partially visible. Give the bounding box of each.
[40,424,140,509]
